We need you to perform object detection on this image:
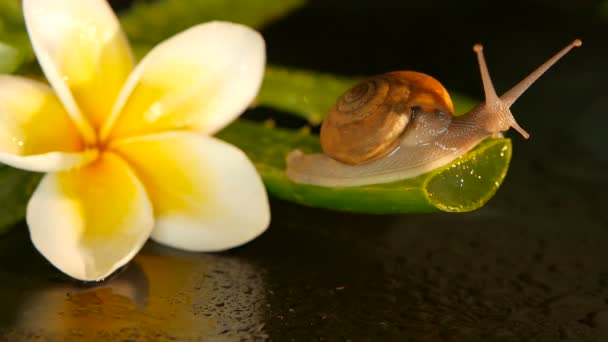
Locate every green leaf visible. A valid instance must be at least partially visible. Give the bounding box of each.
[0,41,22,74]
[0,0,23,30]
[257,66,359,124]
[0,0,34,74]
[251,68,512,213]
[0,2,40,234]
[250,67,510,213]
[257,66,480,124]
[120,0,306,46]
[218,120,512,214]
[0,165,41,234]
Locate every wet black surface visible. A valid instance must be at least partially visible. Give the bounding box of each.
[2,0,608,340]
[1,157,607,340]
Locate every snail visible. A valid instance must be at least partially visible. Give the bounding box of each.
[286,39,581,187]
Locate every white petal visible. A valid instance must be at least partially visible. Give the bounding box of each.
[23,0,134,135]
[0,150,97,173]
[102,21,265,141]
[111,132,270,251]
[0,75,94,172]
[26,152,154,281]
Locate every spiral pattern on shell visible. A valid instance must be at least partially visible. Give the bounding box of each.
[332,75,395,122]
[320,74,412,164]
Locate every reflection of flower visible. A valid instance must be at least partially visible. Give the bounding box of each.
[0,0,270,280]
[13,253,268,339]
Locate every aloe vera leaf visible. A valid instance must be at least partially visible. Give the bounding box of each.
[0,41,22,74]
[256,66,359,124]
[0,165,41,234]
[120,0,306,46]
[218,120,512,214]
[0,0,35,74]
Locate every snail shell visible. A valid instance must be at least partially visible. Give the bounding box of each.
[320,71,454,164]
[287,40,582,187]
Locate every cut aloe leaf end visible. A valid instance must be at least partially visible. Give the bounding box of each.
[424,138,512,212]
[218,120,512,214]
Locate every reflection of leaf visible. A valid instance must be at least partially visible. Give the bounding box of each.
[120,0,306,46]
[218,120,512,214]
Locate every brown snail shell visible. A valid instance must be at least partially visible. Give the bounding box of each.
[320,71,454,165]
[286,40,582,187]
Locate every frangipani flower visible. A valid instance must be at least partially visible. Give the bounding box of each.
[0,0,270,280]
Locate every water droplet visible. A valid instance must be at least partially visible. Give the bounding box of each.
[11,136,24,150]
[144,102,164,122]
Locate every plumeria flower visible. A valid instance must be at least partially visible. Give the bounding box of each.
[0,0,270,281]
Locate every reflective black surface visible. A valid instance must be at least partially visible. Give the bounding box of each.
[2,0,607,340]
[1,162,607,340]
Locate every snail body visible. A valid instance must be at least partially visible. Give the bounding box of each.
[287,40,581,187]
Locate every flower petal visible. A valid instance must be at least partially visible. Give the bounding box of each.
[0,75,95,172]
[112,132,270,251]
[26,152,154,281]
[23,0,134,135]
[102,22,265,142]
